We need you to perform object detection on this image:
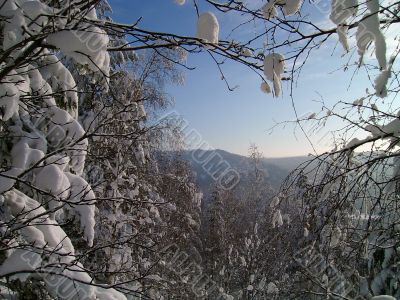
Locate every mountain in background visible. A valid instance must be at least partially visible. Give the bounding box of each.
[181,149,308,197]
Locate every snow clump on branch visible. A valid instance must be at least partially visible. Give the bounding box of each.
[196,12,220,44]
[263,53,285,97]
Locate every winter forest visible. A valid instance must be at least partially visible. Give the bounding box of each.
[0,0,399,299]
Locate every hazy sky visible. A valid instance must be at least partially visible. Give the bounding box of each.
[108,0,380,157]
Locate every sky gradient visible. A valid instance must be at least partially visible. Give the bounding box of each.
[108,0,381,157]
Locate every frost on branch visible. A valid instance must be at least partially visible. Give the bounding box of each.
[272,209,284,227]
[330,0,356,52]
[263,53,285,97]
[356,13,387,70]
[355,0,389,97]
[196,12,220,44]
[262,0,302,19]
[330,0,358,25]
[375,69,391,97]
[281,0,303,16]
[337,25,350,52]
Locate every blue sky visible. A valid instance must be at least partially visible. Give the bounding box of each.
[108,0,377,157]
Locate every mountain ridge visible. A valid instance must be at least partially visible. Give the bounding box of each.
[180,149,308,197]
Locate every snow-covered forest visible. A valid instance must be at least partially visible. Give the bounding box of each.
[0,0,399,299]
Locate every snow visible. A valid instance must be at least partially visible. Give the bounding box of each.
[20,226,46,247]
[353,97,364,106]
[356,13,387,70]
[329,226,342,247]
[266,282,279,293]
[137,103,147,119]
[382,247,393,268]
[2,188,124,298]
[263,2,278,19]
[0,249,42,282]
[250,274,255,283]
[330,0,358,25]
[146,274,163,281]
[281,0,303,16]
[254,222,259,235]
[95,287,128,300]
[45,262,96,299]
[258,277,266,290]
[375,69,391,98]
[308,112,316,119]
[240,256,247,266]
[337,25,349,52]
[4,189,74,255]
[322,274,328,285]
[272,76,282,97]
[262,0,302,18]
[272,209,284,228]
[366,0,380,14]
[371,296,396,300]
[365,114,400,141]
[260,81,271,94]
[365,124,382,136]
[2,7,27,51]
[27,66,56,106]
[47,28,110,76]
[45,154,70,171]
[270,196,280,208]
[0,81,19,121]
[135,144,146,164]
[304,227,309,237]
[0,168,23,193]
[0,0,18,12]
[381,118,400,137]
[5,0,398,298]
[40,54,79,116]
[0,2,129,298]
[65,173,96,247]
[35,165,70,199]
[241,48,253,57]
[21,1,52,30]
[264,53,285,97]
[197,12,219,44]
[47,107,88,175]
[371,269,395,295]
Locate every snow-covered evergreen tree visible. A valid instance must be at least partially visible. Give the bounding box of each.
[0,0,128,298]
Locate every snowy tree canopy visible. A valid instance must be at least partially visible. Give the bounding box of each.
[0,0,399,299]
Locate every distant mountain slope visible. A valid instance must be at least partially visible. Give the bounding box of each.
[181,149,307,196]
[263,155,309,172]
